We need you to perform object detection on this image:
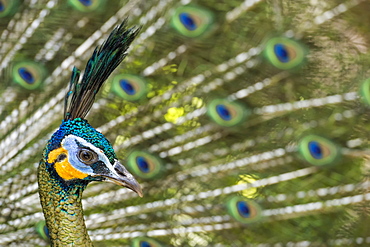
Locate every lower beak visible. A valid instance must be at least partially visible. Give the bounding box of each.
[102,160,143,197]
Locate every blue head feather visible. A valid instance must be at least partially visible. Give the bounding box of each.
[46,118,116,164]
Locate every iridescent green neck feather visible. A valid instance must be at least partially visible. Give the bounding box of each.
[38,118,110,245]
[38,160,92,246]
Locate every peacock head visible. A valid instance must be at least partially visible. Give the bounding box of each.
[44,118,142,196]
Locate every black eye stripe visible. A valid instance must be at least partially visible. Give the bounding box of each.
[74,139,94,151]
[55,153,67,162]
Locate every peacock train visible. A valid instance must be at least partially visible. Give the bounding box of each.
[0,0,369,246]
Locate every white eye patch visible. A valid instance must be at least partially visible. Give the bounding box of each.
[61,135,113,175]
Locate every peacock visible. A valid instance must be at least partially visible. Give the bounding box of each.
[0,0,369,246]
[37,19,142,246]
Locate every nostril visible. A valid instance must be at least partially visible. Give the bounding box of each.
[115,166,127,177]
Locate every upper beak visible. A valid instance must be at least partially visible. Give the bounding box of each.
[102,160,143,197]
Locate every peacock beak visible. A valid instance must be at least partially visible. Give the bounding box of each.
[101,160,143,197]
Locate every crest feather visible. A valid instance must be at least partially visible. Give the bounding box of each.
[64,19,140,120]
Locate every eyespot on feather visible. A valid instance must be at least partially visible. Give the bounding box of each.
[226,196,262,224]
[127,151,163,180]
[360,78,370,106]
[68,0,103,12]
[35,221,50,241]
[298,134,341,166]
[12,61,46,90]
[171,5,214,38]
[263,37,307,70]
[0,0,18,17]
[131,237,163,247]
[111,74,147,101]
[207,99,249,127]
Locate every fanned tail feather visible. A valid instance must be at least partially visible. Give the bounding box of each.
[1,1,370,246]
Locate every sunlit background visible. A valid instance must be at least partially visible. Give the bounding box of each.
[0,0,370,246]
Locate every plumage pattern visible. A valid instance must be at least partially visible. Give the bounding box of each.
[0,0,370,246]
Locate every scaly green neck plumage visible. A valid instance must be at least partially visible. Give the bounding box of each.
[36,20,140,246]
[38,160,92,246]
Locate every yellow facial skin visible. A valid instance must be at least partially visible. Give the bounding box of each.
[48,147,88,180]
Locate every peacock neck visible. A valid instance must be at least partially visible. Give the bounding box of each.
[38,160,93,246]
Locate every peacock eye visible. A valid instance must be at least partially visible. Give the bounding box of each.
[127,151,163,180]
[263,37,306,70]
[0,0,18,18]
[12,61,46,90]
[207,99,250,127]
[131,237,163,247]
[111,74,147,101]
[68,0,102,12]
[298,134,340,166]
[226,196,262,224]
[77,149,98,165]
[171,5,214,38]
[360,78,370,105]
